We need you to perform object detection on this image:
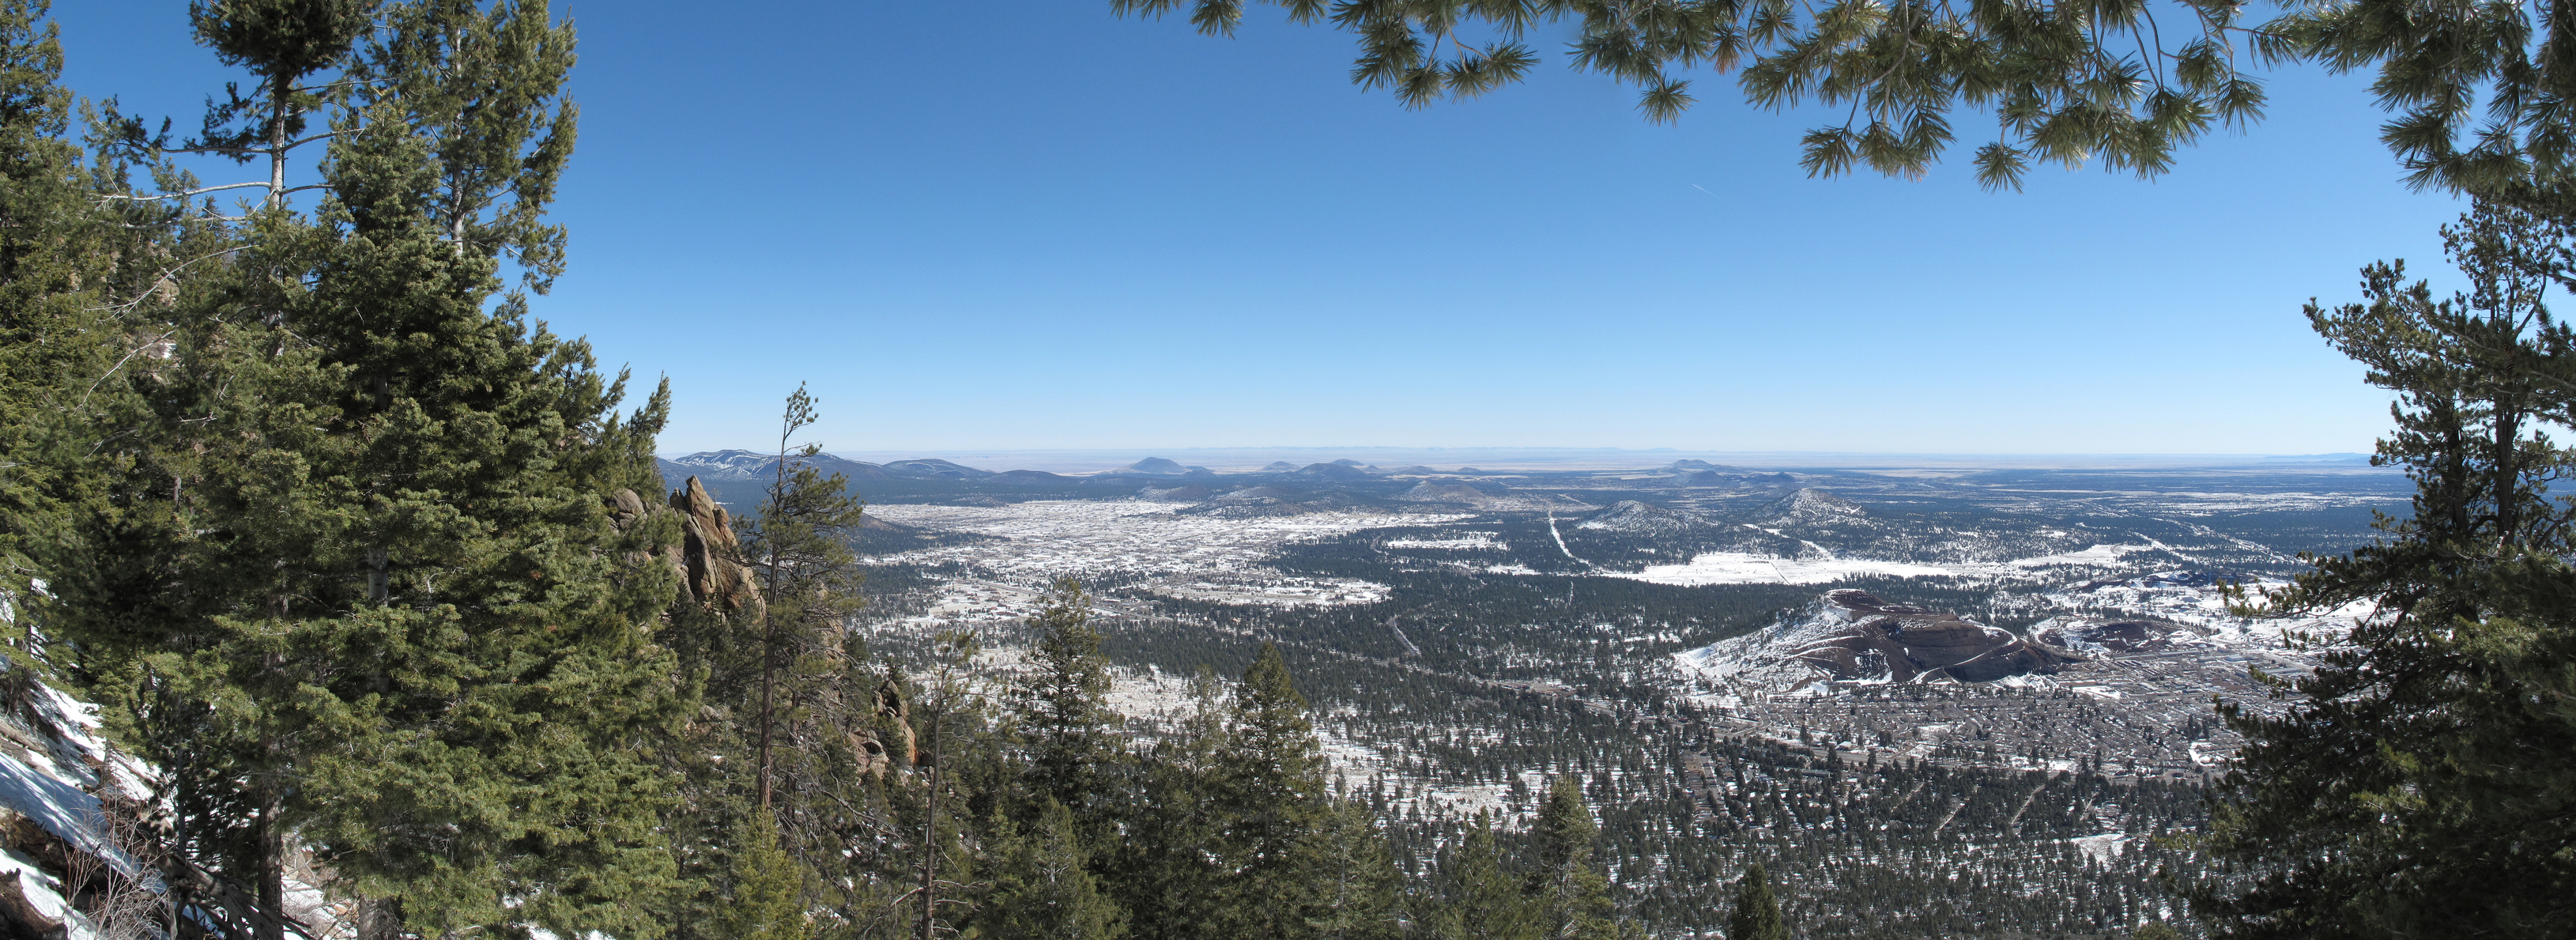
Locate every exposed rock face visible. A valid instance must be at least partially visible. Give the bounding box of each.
[668,476,764,615]
[850,676,918,780]
[1674,589,2076,690]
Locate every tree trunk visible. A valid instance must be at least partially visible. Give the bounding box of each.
[918,707,940,940]
[266,74,289,210]
[257,784,285,940]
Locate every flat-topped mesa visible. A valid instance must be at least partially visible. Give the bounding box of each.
[1790,590,2072,684]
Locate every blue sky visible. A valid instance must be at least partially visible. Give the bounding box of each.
[58,1,2464,456]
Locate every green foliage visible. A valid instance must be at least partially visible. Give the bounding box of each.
[0,0,113,674]
[979,798,1126,940]
[1727,863,1787,940]
[1013,576,1122,824]
[1527,777,1616,940]
[1116,0,2576,194]
[2196,199,2576,938]
[1436,813,1539,940]
[53,3,687,938]
[2132,922,2182,940]
[716,817,811,940]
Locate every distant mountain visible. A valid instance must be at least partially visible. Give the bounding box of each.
[994,469,1071,485]
[1296,462,1374,481]
[881,459,994,480]
[1392,481,1488,504]
[1103,457,1212,478]
[658,450,894,487]
[1662,459,1740,472]
[1259,461,1298,472]
[1329,459,1365,466]
[1575,500,1711,534]
[1764,487,1867,524]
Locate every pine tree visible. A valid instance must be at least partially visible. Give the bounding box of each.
[979,798,1125,940]
[1305,798,1401,940]
[1526,777,1616,940]
[0,0,121,695]
[741,383,866,812]
[1012,576,1120,822]
[1217,642,1331,938]
[1726,863,1786,940]
[1439,812,1539,940]
[2197,199,2576,939]
[716,815,810,940]
[56,2,688,938]
[1107,666,1228,940]
[180,0,375,210]
[2133,923,2182,940]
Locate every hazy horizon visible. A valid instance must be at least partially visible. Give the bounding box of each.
[661,445,2389,475]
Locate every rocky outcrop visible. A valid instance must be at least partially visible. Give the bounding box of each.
[668,477,764,615]
[850,676,918,780]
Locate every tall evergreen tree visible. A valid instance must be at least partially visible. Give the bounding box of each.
[1107,666,1230,940]
[1438,812,1539,940]
[0,0,118,689]
[1305,798,1402,940]
[734,384,867,817]
[1526,777,1616,940]
[56,3,688,938]
[1216,642,1332,938]
[180,0,374,210]
[1011,576,1119,823]
[978,797,1125,940]
[715,814,811,940]
[1726,863,1786,940]
[2196,199,2576,939]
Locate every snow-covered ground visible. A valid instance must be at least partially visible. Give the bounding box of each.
[863,501,1465,615]
[1622,553,1954,586]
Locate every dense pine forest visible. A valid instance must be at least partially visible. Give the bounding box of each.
[3,2,2575,940]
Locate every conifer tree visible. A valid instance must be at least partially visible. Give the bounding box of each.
[1726,863,1786,940]
[1012,576,1120,822]
[0,0,118,687]
[1217,642,1331,938]
[1526,777,1616,940]
[734,385,867,829]
[979,797,1124,940]
[1107,666,1230,939]
[1306,798,1402,940]
[1439,812,1539,940]
[181,0,374,210]
[2197,199,2576,940]
[717,816,810,940]
[56,3,688,938]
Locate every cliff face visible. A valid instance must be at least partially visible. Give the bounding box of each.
[1675,589,2076,691]
[669,476,764,616]
[609,477,764,616]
